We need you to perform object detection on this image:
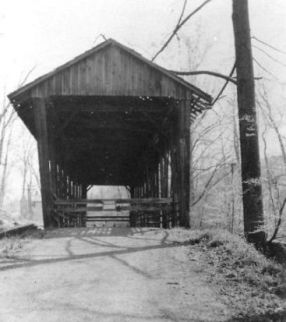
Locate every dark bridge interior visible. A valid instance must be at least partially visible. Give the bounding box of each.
[52,96,175,187]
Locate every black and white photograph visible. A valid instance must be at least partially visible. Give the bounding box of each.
[0,1,286,321]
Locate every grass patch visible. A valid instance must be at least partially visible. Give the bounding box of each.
[169,228,286,319]
[0,237,23,258]
[202,230,284,286]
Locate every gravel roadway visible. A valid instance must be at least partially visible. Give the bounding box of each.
[0,228,231,322]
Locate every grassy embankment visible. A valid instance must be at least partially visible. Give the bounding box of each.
[169,228,286,320]
[0,237,23,258]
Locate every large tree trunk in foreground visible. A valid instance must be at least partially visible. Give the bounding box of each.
[232,0,266,246]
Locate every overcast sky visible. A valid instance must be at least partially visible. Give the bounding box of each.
[1,0,286,96]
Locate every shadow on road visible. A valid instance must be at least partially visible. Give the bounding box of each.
[43,227,158,239]
[45,298,192,322]
[0,229,176,273]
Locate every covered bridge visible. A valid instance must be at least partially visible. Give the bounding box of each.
[8,39,212,229]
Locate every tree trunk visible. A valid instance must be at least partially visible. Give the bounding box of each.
[232,0,266,246]
[0,129,12,209]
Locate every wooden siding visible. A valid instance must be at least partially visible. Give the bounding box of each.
[31,45,191,99]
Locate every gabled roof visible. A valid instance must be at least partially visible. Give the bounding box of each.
[8,38,212,103]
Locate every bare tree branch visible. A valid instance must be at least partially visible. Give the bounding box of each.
[212,63,236,105]
[0,102,10,124]
[152,0,212,61]
[93,33,107,45]
[253,45,286,68]
[18,65,37,87]
[252,36,286,56]
[170,69,238,84]
[191,166,218,207]
[253,56,279,80]
[262,126,277,220]
[191,164,229,207]
[177,0,188,26]
[268,197,286,243]
[258,86,286,168]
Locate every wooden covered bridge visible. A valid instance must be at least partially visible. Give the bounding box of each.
[8,39,212,229]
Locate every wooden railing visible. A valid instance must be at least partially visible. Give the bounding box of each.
[53,198,176,228]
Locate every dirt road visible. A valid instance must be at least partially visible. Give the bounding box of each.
[0,228,231,322]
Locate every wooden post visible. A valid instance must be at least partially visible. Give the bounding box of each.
[59,168,65,199]
[75,181,79,199]
[82,183,87,199]
[189,117,195,226]
[159,159,163,198]
[47,102,58,199]
[56,165,60,197]
[155,169,159,197]
[33,98,53,228]
[170,141,179,226]
[232,0,266,245]
[50,163,57,199]
[177,99,191,227]
[164,154,169,197]
[68,176,72,199]
[63,172,68,199]
[60,169,64,198]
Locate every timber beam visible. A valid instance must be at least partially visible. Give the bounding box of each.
[33,98,54,228]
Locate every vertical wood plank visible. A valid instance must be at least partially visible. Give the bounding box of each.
[177,99,191,227]
[33,98,53,228]
[47,101,58,199]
